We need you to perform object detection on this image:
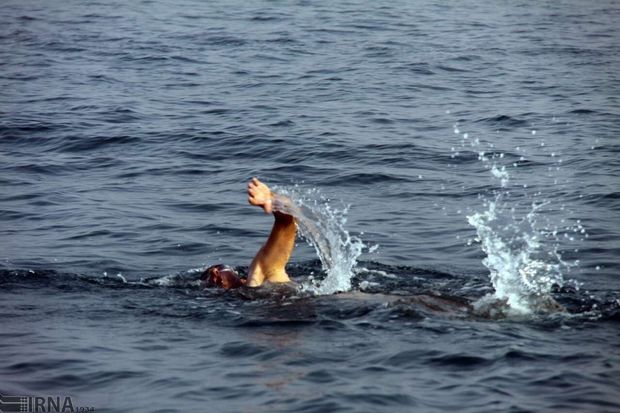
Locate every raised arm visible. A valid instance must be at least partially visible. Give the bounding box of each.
[246,178,297,287]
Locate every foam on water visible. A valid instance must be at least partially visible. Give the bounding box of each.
[272,185,364,295]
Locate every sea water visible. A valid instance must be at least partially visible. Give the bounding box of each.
[1,0,619,411]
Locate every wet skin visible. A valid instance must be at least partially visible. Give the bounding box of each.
[202,178,296,289]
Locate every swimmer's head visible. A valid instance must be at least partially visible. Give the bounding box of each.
[201,264,245,289]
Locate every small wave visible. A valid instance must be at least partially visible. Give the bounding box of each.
[120,54,169,62]
[200,108,230,115]
[87,74,120,83]
[476,114,530,128]
[60,135,140,152]
[569,108,597,115]
[322,172,410,185]
[247,15,283,22]
[0,74,40,81]
[10,162,69,176]
[265,36,298,44]
[0,121,58,136]
[170,55,204,64]
[176,34,247,47]
[435,64,469,73]
[268,119,295,127]
[402,62,435,75]
[428,353,493,368]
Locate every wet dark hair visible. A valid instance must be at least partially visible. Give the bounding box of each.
[200,264,228,282]
[200,264,244,289]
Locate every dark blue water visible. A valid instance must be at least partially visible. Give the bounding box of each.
[1,0,619,412]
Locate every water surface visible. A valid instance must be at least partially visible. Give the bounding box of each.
[1,0,619,412]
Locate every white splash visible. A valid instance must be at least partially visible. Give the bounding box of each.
[460,129,575,314]
[273,185,364,295]
[467,197,564,314]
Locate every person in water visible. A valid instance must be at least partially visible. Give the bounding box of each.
[201,177,296,289]
[202,179,567,318]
